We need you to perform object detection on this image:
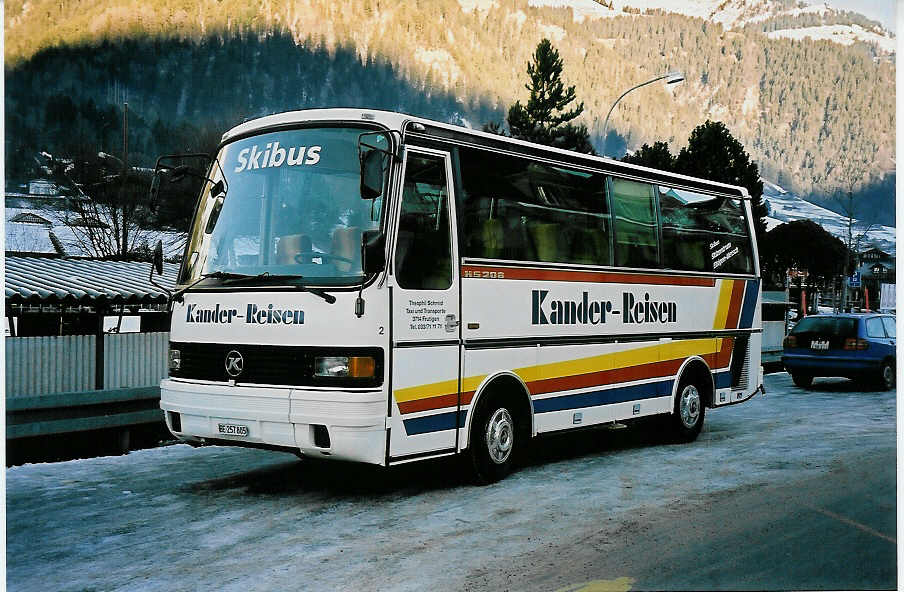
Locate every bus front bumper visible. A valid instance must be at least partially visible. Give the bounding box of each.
[160,378,387,465]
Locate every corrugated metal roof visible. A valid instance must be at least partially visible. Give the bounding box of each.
[5,256,179,306]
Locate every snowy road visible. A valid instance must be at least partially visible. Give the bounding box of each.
[6,372,896,591]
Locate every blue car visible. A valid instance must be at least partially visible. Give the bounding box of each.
[782,313,896,390]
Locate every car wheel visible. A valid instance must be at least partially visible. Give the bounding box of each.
[469,399,520,484]
[877,360,895,391]
[668,377,706,443]
[791,372,813,388]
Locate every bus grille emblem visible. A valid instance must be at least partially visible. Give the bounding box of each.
[225,350,244,377]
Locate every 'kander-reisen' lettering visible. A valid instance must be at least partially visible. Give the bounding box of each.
[531,290,678,326]
[184,303,304,325]
[234,143,321,173]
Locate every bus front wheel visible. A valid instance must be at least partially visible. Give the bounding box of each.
[469,400,520,484]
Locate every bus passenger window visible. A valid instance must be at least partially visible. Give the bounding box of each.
[456,146,610,266]
[659,186,752,274]
[610,178,659,269]
[395,154,453,290]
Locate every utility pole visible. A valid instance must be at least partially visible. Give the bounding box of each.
[121,102,129,256]
[841,189,853,312]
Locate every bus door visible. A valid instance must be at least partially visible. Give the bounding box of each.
[388,148,462,460]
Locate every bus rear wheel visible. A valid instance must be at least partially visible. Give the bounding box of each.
[668,377,706,443]
[469,400,520,484]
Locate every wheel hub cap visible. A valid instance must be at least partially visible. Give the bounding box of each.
[679,385,701,429]
[486,408,514,464]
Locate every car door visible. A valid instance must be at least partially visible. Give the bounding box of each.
[388,148,462,460]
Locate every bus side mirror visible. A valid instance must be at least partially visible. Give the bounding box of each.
[152,240,164,276]
[360,149,385,200]
[361,230,385,275]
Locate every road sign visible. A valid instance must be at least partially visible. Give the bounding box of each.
[850,272,861,288]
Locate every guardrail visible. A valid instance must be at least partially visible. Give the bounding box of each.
[6,386,163,440]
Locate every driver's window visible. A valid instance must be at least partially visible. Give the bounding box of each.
[395,153,452,290]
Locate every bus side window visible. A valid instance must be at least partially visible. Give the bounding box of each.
[659,186,753,274]
[457,147,610,266]
[610,178,659,269]
[395,154,453,290]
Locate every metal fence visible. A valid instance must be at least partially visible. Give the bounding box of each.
[6,332,169,397]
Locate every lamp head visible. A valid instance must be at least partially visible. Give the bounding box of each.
[665,71,685,85]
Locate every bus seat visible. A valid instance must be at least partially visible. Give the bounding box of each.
[570,227,606,265]
[276,234,311,264]
[529,222,559,262]
[480,219,504,258]
[331,227,361,272]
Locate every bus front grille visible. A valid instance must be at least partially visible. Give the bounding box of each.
[169,342,383,388]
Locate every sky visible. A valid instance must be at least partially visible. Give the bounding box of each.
[805,0,897,33]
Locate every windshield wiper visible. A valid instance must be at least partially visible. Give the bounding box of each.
[172,271,253,303]
[219,272,337,304]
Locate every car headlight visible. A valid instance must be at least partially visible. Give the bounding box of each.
[169,348,181,371]
[313,356,375,379]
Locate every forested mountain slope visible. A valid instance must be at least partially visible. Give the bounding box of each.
[4,0,895,222]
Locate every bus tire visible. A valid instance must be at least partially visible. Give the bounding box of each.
[468,398,520,484]
[791,372,813,388]
[668,375,706,443]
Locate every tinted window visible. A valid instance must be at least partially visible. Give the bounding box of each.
[610,178,658,268]
[659,186,753,274]
[790,316,858,338]
[395,153,452,290]
[457,147,610,265]
[865,317,887,338]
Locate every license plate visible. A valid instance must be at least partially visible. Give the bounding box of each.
[217,423,249,437]
[810,340,829,350]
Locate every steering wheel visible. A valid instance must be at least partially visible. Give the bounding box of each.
[294,251,353,264]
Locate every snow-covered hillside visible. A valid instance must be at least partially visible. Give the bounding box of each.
[762,180,896,255]
[526,0,895,52]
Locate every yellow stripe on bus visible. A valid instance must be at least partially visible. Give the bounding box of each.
[713,279,734,330]
[393,338,721,404]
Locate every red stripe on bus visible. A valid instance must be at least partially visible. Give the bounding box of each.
[725,281,746,329]
[461,265,715,287]
[398,338,737,415]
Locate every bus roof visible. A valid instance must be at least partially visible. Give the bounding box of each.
[222,108,748,198]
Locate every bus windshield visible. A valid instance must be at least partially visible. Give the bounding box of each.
[182,126,388,287]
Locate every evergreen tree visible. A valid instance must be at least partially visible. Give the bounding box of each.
[675,121,768,241]
[506,39,595,154]
[621,141,676,171]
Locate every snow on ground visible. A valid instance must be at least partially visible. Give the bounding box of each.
[6,373,895,592]
[766,23,896,52]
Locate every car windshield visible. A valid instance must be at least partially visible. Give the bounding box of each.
[181,126,389,287]
[790,316,858,338]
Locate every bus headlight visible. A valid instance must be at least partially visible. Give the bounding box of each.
[314,356,376,379]
[169,348,181,371]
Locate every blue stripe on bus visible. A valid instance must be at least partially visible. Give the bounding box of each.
[404,372,739,435]
[403,410,467,436]
[739,279,760,329]
[533,380,673,414]
[714,370,732,389]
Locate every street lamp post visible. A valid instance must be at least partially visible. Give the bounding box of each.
[602,71,685,156]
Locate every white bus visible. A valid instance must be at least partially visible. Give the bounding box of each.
[156,108,764,482]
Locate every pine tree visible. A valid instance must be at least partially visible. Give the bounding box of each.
[675,121,768,242]
[506,39,595,154]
